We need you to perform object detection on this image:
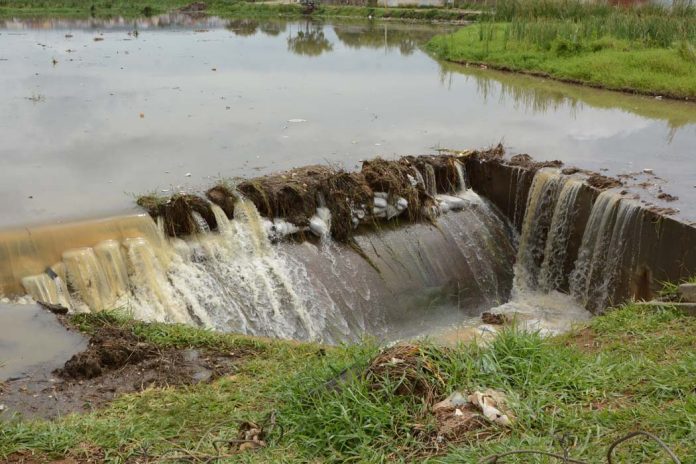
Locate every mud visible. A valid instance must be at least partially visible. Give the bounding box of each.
[585,174,623,190]
[0,320,245,420]
[508,154,563,171]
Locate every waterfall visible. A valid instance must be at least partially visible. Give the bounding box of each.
[487,169,591,335]
[569,191,642,312]
[538,179,582,292]
[5,192,517,343]
[492,167,645,328]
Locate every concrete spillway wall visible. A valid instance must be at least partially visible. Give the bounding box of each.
[464,156,696,308]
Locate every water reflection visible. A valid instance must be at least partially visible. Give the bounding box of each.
[226,18,260,37]
[287,22,333,56]
[0,17,694,228]
[438,61,696,139]
[332,22,448,55]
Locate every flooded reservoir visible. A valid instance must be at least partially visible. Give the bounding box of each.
[1,16,695,228]
[0,16,695,348]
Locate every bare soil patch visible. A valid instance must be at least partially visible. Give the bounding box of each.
[0,322,247,420]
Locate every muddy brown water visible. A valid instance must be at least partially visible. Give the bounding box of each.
[0,303,86,381]
[0,16,694,229]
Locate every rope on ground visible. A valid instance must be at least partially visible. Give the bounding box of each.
[479,430,682,463]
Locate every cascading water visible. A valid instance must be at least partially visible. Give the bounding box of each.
[4,189,517,343]
[569,190,642,312]
[484,170,592,335]
[488,167,649,333]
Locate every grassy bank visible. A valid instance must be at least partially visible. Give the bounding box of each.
[428,1,696,99]
[2,302,695,462]
[0,0,479,21]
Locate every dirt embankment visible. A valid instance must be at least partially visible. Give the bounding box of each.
[0,319,248,420]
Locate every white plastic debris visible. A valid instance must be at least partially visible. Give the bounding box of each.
[437,194,466,212]
[287,118,307,123]
[374,196,388,209]
[643,168,654,174]
[185,172,192,177]
[395,197,408,211]
[374,191,389,200]
[309,207,331,237]
[468,390,513,426]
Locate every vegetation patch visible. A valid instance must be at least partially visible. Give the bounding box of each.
[1,303,695,462]
[428,0,696,99]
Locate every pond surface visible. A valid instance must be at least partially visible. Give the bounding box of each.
[1,15,695,228]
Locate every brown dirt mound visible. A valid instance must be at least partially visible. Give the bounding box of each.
[206,184,237,219]
[57,325,157,380]
[364,344,445,405]
[1,322,246,419]
[238,165,335,226]
[586,174,623,190]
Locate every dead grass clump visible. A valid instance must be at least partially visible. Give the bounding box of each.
[414,155,463,193]
[237,166,335,226]
[137,193,217,237]
[361,158,424,222]
[206,184,237,219]
[508,154,563,170]
[365,344,445,405]
[472,143,505,161]
[320,171,373,242]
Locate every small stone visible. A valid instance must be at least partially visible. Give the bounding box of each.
[185,173,192,177]
[643,168,654,174]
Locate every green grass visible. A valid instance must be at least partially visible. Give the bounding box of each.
[428,23,696,99]
[2,302,695,462]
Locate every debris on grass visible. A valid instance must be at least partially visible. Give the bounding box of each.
[364,344,445,405]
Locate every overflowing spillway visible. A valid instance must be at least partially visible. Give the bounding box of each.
[3,190,517,343]
[4,152,695,343]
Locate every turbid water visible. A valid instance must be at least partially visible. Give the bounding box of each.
[0,303,86,381]
[1,16,695,229]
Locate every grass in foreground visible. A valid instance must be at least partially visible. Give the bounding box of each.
[1,303,695,462]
